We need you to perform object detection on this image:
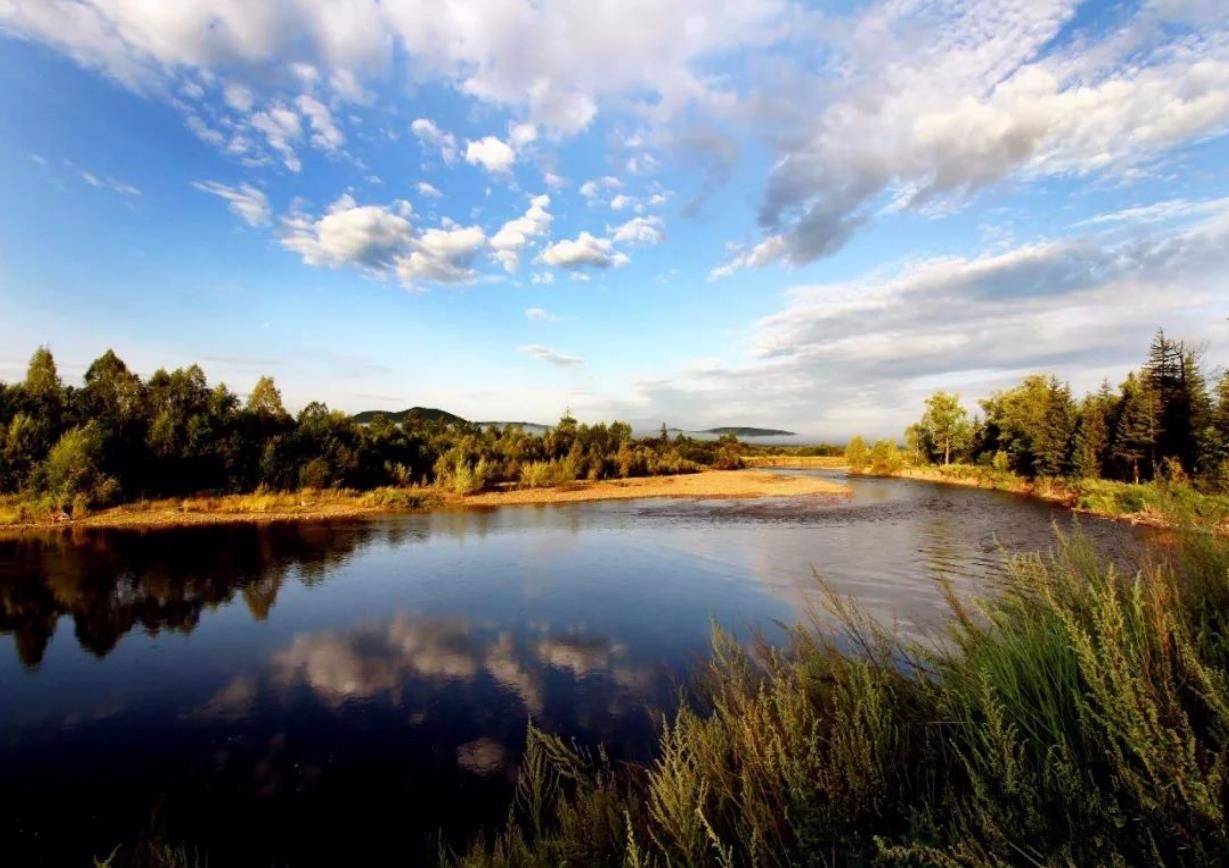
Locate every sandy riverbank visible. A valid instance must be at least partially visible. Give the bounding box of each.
[0,469,850,533]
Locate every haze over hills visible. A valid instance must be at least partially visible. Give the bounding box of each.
[352,409,795,439]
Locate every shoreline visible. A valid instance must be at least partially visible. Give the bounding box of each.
[0,469,851,534]
[735,458,1228,534]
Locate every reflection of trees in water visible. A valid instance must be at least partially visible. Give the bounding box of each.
[0,523,376,667]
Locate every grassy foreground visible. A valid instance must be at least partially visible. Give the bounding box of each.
[447,524,1229,867]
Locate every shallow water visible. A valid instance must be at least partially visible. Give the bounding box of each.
[0,471,1151,865]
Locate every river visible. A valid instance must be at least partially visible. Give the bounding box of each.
[0,471,1153,865]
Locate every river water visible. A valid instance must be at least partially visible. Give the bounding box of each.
[0,471,1152,865]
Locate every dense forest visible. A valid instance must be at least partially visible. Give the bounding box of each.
[0,348,743,515]
[847,330,1229,490]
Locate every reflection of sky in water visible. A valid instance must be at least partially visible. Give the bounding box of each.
[0,473,1150,865]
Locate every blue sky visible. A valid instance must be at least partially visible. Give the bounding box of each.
[1,0,1227,438]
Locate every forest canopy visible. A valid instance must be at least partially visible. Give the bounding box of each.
[856,329,1229,490]
[0,348,744,513]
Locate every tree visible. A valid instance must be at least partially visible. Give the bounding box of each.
[1072,386,1114,479]
[1112,371,1158,483]
[920,392,970,465]
[24,346,62,400]
[40,422,118,510]
[845,435,869,471]
[246,376,289,420]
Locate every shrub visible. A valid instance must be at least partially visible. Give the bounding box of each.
[39,423,119,509]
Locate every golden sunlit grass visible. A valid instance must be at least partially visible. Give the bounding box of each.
[0,470,849,531]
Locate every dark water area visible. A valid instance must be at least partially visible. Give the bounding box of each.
[0,472,1153,865]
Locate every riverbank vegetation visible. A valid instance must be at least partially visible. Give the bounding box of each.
[0,347,748,525]
[844,330,1229,530]
[439,518,1229,867]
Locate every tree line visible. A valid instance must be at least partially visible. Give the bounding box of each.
[0,347,744,514]
[848,329,1229,487]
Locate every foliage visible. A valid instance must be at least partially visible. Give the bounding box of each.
[852,330,1229,492]
[0,347,746,509]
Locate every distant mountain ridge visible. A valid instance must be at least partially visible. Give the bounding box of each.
[351,407,467,425]
[353,409,794,438]
[700,426,797,437]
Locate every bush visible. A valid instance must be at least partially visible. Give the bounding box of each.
[39,423,119,509]
[518,460,573,488]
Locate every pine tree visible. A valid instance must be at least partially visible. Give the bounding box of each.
[1112,371,1159,483]
[1072,386,1113,479]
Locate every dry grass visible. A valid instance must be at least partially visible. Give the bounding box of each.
[0,471,848,533]
[459,469,850,506]
[742,455,847,469]
[0,486,438,532]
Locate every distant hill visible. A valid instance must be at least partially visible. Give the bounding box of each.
[701,426,797,437]
[476,421,552,434]
[352,410,792,439]
[352,407,467,425]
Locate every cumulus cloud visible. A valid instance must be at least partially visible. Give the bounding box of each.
[538,232,629,270]
[280,194,485,289]
[611,216,664,246]
[579,176,622,199]
[753,0,1229,265]
[634,201,1229,437]
[465,135,517,174]
[192,180,270,226]
[490,194,552,272]
[519,344,584,367]
[416,181,443,199]
[396,223,487,286]
[410,117,457,164]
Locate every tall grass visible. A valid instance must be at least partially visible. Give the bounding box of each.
[450,522,1229,867]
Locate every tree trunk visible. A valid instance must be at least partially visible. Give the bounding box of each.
[944,440,951,465]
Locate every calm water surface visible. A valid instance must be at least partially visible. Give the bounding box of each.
[0,472,1152,865]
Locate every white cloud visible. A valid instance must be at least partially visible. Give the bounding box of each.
[410,117,457,163]
[223,82,253,112]
[525,307,562,323]
[519,344,584,367]
[0,0,789,137]
[416,181,443,199]
[708,235,785,280]
[280,194,485,289]
[538,232,629,270]
[295,94,344,152]
[635,201,1229,437]
[755,0,1229,264]
[1072,197,1229,228]
[543,171,566,189]
[81,171,141,197]
[282,194,414,271]
[612,216,664,245]
[396,224,487,286]
[579,176,622,199]
[465,135,517,174]
[490,194,552,272]
[249,101,302,171]
[609,194,632,211]
[192,180,270,226]
[509,122,537,148]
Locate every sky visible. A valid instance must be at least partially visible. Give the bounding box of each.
[0,0,1227,440]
